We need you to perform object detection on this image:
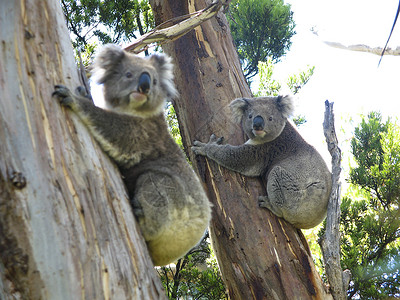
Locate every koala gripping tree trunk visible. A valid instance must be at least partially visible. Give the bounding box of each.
[0,1,165,299]
[150,1,333,299]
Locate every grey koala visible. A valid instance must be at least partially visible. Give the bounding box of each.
[53,44,211,266]
[192,96,331,229]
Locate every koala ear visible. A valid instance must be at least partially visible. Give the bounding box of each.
[229,98,249,123]
[276,95,294,118]
[92,44,125,84]
[149,54,178,99]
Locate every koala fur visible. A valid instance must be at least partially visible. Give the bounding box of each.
[53,44,211,266]
[192,96,331,229]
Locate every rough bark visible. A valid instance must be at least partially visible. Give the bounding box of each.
[320,101,349,300]
[0,1,165,299]
[150,0,332,298]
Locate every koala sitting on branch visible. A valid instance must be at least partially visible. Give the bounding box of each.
[53,44,211,266]
[192,96,331,229]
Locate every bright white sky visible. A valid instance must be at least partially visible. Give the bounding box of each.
[265,0,400,166]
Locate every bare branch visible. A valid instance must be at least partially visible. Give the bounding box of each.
[324,41,400,56]
[125,0,228,53]
[320,100,350,300]
[311,29,400,57]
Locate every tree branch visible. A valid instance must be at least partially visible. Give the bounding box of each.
[320,100,349,300]
[124,0,229,53]
[323,41,400,56]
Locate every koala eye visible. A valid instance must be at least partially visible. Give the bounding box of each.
[153,78,157,85]
[125,71,133,79]
[268,116,273,121]
[248,114,253,119]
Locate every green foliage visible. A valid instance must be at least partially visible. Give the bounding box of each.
[157,235,227,300]
[228,0,295,80]
[304,226,325,279]
[165,103,183,150]
[286,65,315,95]
[256,58,282,97]
[61,0,154,52]
[340,112,400,299]
[255,58,314,127]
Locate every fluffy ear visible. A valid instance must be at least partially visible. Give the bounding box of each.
[92,44,125,84]
[276,95,294,118]
[229,98,249,123]
[149,54,178,99]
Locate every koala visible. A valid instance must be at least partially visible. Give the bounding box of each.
[53,44,211,266]
[192,96,331,229]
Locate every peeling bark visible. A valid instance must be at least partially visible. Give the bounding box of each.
[0,1,165,299]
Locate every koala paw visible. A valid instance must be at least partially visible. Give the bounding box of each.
[191,140,207,156]
[131,198,145,218]
[209,134,224,144]
[258,195,283,218]
[192,134,224,156]
[76,86,94,102]
[258,195,270,209]
[52,85,77,108]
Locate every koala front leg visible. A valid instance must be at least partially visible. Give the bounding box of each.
[52,85,97,122]
[53,85,135,163]
[192,134,264,176]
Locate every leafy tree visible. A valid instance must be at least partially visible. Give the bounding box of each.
[255,57,314,126]
[340,112,400,299]
[166,103,183,150]
[157,234,227,300]
[286,65,315,95]
[256,58,282,97]
[228,0,295,81]
[61,0,154,53]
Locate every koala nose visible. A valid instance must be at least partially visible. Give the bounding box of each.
[138,72,151,94]
[253,116,265,130]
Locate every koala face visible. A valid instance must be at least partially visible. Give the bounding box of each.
[230,96,294,144]
[92,44,177,117]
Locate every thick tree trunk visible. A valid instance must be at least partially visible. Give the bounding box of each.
[151,0,333,299]
[0,1,165,299]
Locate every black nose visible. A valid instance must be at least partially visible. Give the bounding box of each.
[138,72,151,94]
[253,116,265,130]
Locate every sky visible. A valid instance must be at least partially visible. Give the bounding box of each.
[265,0,400,166]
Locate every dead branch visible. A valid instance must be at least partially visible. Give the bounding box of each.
[125,0,229,53]
[320,100,350,300]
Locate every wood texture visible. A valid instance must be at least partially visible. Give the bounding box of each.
[321,101,347,300]
[150,0,333,298]
[0,1,165,299]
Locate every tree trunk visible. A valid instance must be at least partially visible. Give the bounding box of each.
[0,1,165,299]
[150,0,333,299]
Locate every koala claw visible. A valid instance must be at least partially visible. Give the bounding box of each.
[76,86,87,97]
[52,85,75,107]
[258,195,269,208]
[258,195,283,218]
[76,86,94,102]
[209,134,224,144]
[258,195,275,211]
[191,141,206,156]
[131,199,145,217]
